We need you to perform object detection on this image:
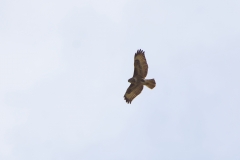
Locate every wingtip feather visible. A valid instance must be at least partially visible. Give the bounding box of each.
[124,96,132,104]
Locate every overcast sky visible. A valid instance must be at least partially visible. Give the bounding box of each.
[1,0,240,159]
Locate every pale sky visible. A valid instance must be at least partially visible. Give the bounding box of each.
[1,0,240,159]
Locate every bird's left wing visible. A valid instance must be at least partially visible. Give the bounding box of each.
[133,49,148,78]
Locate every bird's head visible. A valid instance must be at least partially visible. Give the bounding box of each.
[128,78,135,83]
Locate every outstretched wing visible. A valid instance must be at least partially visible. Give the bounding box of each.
[133,49,148,78]
[124,84,143,104]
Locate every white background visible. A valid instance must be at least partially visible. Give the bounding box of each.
[1,0,240,159]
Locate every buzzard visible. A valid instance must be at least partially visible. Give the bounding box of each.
[124,49,156,104]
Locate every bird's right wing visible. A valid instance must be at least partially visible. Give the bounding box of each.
[124,83,143,104]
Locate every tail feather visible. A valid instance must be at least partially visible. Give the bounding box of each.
[145,79,156,89]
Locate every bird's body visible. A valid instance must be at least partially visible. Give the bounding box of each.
[128,77,144,84]
[124,49,156,104]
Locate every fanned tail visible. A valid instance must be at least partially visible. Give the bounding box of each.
[144,79,156,89]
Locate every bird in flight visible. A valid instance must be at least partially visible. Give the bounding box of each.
[124,49,156,104]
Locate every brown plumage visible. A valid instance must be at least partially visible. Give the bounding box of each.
[124,49,156,104]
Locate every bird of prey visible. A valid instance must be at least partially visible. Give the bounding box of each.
[124,49,156,104]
